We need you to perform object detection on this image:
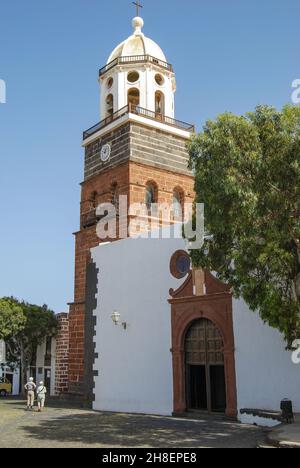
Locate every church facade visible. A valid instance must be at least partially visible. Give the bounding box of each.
[67,13,300,425]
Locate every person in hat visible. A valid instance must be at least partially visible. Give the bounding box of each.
[36,381,47,412]
[24,377,36,410]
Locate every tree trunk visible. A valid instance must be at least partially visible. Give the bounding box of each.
[295,272,300,302]
[20,344,26,395]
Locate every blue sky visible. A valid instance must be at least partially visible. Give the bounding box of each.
[0,0,299,313]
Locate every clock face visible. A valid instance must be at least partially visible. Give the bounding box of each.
[100,144,111,162]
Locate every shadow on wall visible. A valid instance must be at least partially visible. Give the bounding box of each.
[20,412,266,448]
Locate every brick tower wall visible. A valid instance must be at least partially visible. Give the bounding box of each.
[68,162,130,395]
[55,313,69,395]
[68,121,195,397]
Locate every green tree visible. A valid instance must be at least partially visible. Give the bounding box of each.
[188,105,300,347]
[0,298,58,390]
[0,298,26,341]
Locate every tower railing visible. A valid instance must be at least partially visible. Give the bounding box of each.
[83,106,129,140]
[129,105,195,132]
[83,104,195,140]
[99,54,173,77]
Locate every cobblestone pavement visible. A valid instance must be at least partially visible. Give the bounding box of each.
[0,398,271,448]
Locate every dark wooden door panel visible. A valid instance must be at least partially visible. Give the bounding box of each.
[185,318,225,413]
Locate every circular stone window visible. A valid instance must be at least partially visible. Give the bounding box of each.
[128,71,140,83]
[107,77,114,89]
[155,74,164,86]
[170,250,191,279]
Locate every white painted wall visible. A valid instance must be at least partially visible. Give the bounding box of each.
[233,298,300,419]
[0,340,6,363]
[12,368,20,395]
[91,234,300,420]
[92,235,186,416]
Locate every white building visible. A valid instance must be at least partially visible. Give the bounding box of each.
[0,340,20,395]
[27,336,57,396]
[0,336,57,396]
[0,368,20,396]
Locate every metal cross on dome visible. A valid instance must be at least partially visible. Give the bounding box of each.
[132,0,143,17]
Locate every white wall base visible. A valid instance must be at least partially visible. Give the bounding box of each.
[239,413,281,428]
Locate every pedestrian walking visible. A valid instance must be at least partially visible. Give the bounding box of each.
[36,381,47,412]
[24,377,36,410]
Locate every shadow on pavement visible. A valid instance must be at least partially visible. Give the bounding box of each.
[20,411,267,448]
[2,397,86,410]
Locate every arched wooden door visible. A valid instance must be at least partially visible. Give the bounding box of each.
[185,318,226,413]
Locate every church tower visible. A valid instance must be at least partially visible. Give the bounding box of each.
[68,11,195,397]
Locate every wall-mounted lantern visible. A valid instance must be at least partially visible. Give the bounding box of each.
[111,311,127,330]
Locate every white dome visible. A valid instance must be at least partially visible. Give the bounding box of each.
[107,17,167,64]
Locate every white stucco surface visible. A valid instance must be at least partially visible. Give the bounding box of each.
[91,233,300,420]
[100,65,175,121]
[12,368,20,395]
[233,298,300,417]
[92,235,186,416]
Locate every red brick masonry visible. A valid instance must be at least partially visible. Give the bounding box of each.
[55,313,69,395]
[69,162,194,394]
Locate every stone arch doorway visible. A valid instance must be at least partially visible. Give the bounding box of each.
[185,318,226,413]
[169,262,237,419]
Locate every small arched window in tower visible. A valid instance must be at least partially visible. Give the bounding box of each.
[90,191,98,210]
[145,182,157,210]
[111,182,119,211]
[82,191,98,229]
[155,91,165,117]
[173,188,184,220]
[128,88,140,110]
[106,77,114,89]
[106,94,114,117]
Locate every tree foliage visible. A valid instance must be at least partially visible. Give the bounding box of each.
[188,105,300,347]
[0,297,58,386]
[0,298,26,340]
